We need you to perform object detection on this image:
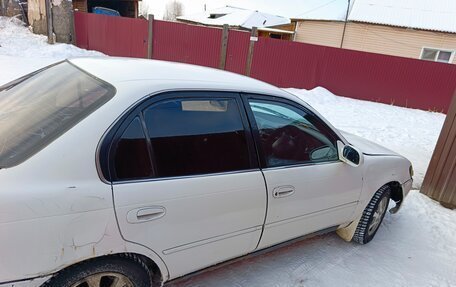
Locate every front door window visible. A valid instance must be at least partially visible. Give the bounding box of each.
[248,100,338,168]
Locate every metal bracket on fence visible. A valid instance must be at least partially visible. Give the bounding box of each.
[245,26,258,76]
[147,14,154,59]
[219,24,229,70]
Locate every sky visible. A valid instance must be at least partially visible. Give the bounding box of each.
[142,0,348,19]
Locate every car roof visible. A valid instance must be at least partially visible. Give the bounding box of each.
[69,57,287,96]
[69,57,347,145]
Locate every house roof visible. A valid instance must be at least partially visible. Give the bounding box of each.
[348,0,456,34]
[292,0,456,34]
[176,6,290,29]
[258,27,295,35]
[292,0,349,22]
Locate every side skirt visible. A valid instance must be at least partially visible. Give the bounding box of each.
[163,226,338,286]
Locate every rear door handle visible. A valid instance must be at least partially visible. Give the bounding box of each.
[127,206,166,223]
[273,185,295,198]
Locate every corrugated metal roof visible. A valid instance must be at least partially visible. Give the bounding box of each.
[348,0,456,34]
[177,6,290,29]
[292,0,349,21]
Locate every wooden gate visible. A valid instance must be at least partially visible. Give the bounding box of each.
[421,90,456,209]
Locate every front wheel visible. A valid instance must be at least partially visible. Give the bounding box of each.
[352,185,391,244]
[44,255,152,287]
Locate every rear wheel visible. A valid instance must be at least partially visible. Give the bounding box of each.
[44,255,152,287]
[352,185,391,244]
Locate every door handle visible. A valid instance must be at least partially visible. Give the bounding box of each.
[273,185,295,198]
[127,206,166,223]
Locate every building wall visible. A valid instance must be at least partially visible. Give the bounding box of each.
[342,22,456,64]
[28,0,47,35]
[293,20,345,48]
[271,22,296,32]
[293,20,456,64]
[73,0,88,12]
[28,0,73,42]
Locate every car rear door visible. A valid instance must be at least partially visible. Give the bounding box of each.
[242,94,363,249]
[108,91,267,278]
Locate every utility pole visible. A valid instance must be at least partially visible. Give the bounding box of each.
[340,0,351,48]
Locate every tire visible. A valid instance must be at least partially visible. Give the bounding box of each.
[352,185,391,244]
[44,254,152,287]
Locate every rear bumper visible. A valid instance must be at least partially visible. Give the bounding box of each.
[0,276,51,287]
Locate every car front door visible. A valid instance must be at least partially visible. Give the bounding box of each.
[107,92,267,278]
[243,95,363,249]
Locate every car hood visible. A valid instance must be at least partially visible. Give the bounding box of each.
[340,131,399,156]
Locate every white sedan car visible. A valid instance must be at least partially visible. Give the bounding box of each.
[0,58,413,287]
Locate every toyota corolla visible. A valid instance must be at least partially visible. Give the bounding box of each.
[0,58,413,287]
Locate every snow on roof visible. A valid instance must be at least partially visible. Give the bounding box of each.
[292,0,349,22]
[176,6,290,29]
[348,0,456,34]
[257,27,295,34]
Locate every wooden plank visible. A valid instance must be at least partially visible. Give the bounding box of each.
[426,114,456,197]
[422,91,456,191]
[439,142,456,205]
[446,162,456,206]
[147,14,154,59]
[432,117,456,197]
[218,24,229,70]
[245,27,258,76]
[421,90,456,208]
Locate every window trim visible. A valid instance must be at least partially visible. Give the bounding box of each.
[241,93,342,170]
[420,47,455,63]
[100,91,260,183]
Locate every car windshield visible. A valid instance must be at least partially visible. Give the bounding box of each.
[0,61,115,168]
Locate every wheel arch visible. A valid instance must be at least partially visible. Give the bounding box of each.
[41,249,168,287]
[337,181,401,242]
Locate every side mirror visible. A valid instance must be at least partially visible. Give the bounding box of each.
[337,141,363,167]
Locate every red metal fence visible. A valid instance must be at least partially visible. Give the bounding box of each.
[75,12,148,58]
[152,20,222,68]
[74,12,456,113]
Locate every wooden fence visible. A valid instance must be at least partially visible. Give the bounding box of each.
[421,91,456,209]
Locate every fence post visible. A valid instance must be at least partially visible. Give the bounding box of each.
[245,27,258,76]
[70,9,76,45]
[219,24,229,70]
[0,0,4,16]
[45,0,55,44]
[147,14,154,59]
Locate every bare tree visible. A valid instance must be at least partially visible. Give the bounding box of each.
[139,0,149,17]
[163,0,184,21]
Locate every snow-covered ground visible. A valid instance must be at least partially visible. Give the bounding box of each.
[1,16,455,287]
[0,17,103,84]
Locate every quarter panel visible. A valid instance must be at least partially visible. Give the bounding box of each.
[0,83,158,283]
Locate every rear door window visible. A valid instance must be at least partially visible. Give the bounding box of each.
[144,98,251,178]
[110,93,255,181]
[114,117,153,180]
